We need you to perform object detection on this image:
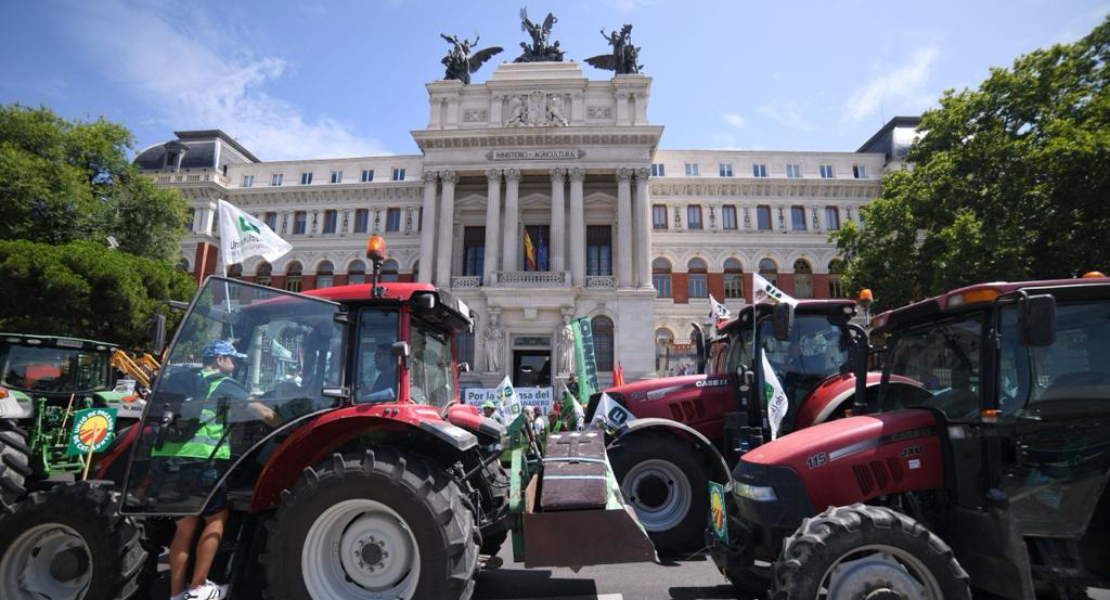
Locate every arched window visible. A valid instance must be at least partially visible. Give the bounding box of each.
[655,328,674,374]
[829,259,845,298]
[794,259,813,299]
[724,258,744,300]
[412,260,420,282]
[176,258,190,273]
[227,264,243,278]
[591,315,615,372]
[652,258,672,299]
[256,262,272,287]
[285,261,303,292]
[687,258,708,299]
[316,260,334,288]
[759,258,778,286]
[381,259,400,282]
[348,260,367,285]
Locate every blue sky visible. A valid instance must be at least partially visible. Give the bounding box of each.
[2,0,1107,161]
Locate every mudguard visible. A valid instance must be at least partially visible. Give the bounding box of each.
[614,417,731,484]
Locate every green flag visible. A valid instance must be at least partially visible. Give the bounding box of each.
[66,408,117,457]
[572,316,599,402]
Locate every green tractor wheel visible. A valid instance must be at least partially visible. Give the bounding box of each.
[0,419,34,512]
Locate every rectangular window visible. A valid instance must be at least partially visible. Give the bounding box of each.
[651,163,666,177]
[786,164,801,178]
[271,173,283,187]
[687,205,703,229]
[300,172,313,185]
[361,169,374,182]
[241,175,254,188]
[853,164,867,179]
[820,164,835,179]
[722,205,738,230]
[654,274,672,298]
[652,205,668,229]
[523,225,550,271]
[386,208,401,232]
[724,273,743,299]
[264,212,277,232]
[684,163,699,176]
[587,225,612,276]
[462,227,485,277]
[752,163,767,178]
[688,273,708,298]
[825,206,840,230]
[293,211,307,235]
[330,171,343,184]
[391,168,405,181]
[757,205,772,230]
[323,210,338,234]
[186,208,195,231]
[455,331,475,370]
[354,209,369,233]
[791,206,807,230]
[719,163,733,177]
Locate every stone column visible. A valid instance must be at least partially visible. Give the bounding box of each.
[435,170,457,287]
[616,168,634,288]
[483,169,502,283]
[549,168,566,274]
[502,169,521,272]
[569,168,586,287]
[418,171,438,283]
[635,168,653,289]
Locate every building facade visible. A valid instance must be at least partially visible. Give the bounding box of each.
[136,61,907,390]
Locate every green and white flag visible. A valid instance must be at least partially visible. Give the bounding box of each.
[217,199,293,267]
[762,349,789,440]
[572,316,599,403]
[497,376,523,427]
[591,392,633,431]
[753,273,798,308]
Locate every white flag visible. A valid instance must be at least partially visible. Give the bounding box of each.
[762,350,789,439]
[217,199,293,267]
[752,273,798,308]
[591,392,634,431]
[497,376,523,426]
[709,294,731,322]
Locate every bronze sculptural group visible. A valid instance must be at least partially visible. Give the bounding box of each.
[514,8,565,63]
[586,24,642,75]
[439,33,502,85]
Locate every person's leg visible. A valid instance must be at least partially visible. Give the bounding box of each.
[169,516,200,597]
[189,508,229,589]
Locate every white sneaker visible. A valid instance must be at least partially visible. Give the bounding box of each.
[170,593,186,600]
[184,581,228,600]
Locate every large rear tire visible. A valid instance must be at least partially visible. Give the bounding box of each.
[0,482,147,600]
[0,419,33,512]
[261,448,479,600]
[772,504,971,600]
[608,432,710,554]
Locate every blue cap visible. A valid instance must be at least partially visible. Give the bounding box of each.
[202,340,246,359]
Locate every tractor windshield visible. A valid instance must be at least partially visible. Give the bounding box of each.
[0,342,110,394]
[123,278,346,515]
[880,313,983,421]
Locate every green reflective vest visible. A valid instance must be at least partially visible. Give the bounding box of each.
[152,371,232,460]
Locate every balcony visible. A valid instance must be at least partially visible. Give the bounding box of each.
[451,276,482,290]
[494,271,570,288]
[585,276,616,289]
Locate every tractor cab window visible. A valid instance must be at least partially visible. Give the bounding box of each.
[882,314,983,421]
[123,278,345,515]
[410,320,456,408]
[0,344,110,394]
[355,309,400,403]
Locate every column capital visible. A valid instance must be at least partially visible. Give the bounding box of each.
[504,168,521,182]
[569,167,585,182]
[439,170,459,184]
[549,167,567,181]
[422,170,438,183]
[616,168,633,182]
[486,168,502,182]
[635,167,651,180]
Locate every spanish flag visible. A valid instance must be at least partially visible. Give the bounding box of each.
[524,229,537,270]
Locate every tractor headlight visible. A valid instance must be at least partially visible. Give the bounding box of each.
[735,482,778,502]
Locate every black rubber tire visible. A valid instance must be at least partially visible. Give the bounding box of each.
[261,448,480,600]
[0,482,147,600]
[476,457,510,557]
[608,431,711,554]
[0,419,33,512]
[772,504,971,600]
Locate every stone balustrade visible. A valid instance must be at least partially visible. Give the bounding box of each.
[494,271,570,288]
[585,276,616,289]
[451,276,482,290]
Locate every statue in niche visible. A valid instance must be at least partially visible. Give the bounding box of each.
[514,8,564,62]
[440,33,502,85]
[559,315,576,375]
[484,312,504,373]
[586,24,643,75]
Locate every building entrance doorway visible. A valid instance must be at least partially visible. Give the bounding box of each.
[513,350,551,387]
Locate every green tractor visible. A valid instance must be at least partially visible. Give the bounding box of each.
[0,333,146,511]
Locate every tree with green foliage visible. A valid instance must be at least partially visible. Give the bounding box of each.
[833,17,1110,311]
[0,103,188,262]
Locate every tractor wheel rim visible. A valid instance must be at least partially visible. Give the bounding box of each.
[1,524,92,600]
[818,544,943,600]
[623,459,692,532]
[303,498,420,599]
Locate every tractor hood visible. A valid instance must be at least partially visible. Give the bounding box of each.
[589,373,734,440]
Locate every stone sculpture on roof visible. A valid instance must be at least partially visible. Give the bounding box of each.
[440,33,503,84]
[514,8,564,63]
[586,24,643,75]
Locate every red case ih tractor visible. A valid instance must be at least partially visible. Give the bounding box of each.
[711,278,1110,599]
[587,300,911,553]
[0,238,654,600]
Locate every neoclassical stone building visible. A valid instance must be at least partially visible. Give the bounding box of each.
[135,60,915,389]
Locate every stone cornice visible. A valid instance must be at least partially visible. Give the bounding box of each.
[224,184,423,206]
[411,125,665,153]
[649,179,879,199]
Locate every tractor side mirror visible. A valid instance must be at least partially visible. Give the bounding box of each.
[413,293,436,312]
[1019,294,1056,347]
[392,341,411,370]
[150,313,167,356]
[691,324,707,374]
[772,303,794,341]
[734,365,754,394]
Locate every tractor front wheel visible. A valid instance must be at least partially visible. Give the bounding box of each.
[0,419,33,512]
[772,504,971,600]
[262,448,479,600]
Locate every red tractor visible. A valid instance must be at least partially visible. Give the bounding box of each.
[0,238,654,600]
[711,278,1110,599]
[587,300,914,553]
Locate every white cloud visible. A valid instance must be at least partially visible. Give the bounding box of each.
[723,114,747,130]
[757,101,812,132]
[60,1,386,160]
[843,43,939,123]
